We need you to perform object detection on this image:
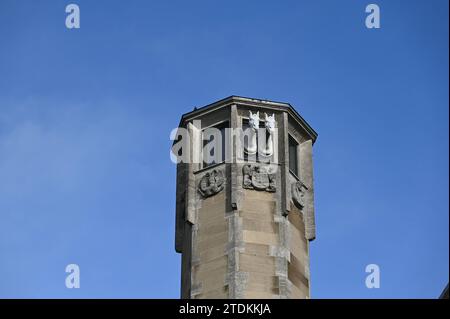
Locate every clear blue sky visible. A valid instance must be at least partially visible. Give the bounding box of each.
[0,0,448,298]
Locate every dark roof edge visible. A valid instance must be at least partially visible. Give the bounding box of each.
[439,283,449,299]
[179,95,318,143]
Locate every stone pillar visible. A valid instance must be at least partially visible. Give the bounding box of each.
[173,96,318,299]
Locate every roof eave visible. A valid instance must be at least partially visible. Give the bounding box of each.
[178,95,318,144]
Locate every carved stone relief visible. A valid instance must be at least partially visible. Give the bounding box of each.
[243,164,276,192]
[291,180,308,210]
[198,169,225,198]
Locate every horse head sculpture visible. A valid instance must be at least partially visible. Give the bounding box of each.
[259,113,275,158]
[265,113,275,134]
[244,111,259,156]
[249,111,260,131]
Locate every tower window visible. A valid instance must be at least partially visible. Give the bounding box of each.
[289,135,299,176]
[202,121,228,168]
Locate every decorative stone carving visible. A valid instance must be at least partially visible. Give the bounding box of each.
[292,180,308,210]
[243,164,276,192]
[243,111,275,158]
[198,169,225,198]
[244,111,259,155]
[259,113,275,157]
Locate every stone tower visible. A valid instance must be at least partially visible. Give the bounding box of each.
[173,96,318,299]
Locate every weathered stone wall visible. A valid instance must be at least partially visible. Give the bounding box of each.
[240,189,279,298]
[288,203,310,298]
[192,191,229,298]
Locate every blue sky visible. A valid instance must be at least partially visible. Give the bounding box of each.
[0,0,448,298]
